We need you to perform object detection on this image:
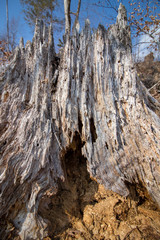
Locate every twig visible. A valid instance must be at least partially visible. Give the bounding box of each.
[148,80,160,92]
[92,3,118,13]
[52,127,63,150]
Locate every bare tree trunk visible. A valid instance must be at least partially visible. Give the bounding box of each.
[6,0,9,51]
[0,4,160,240]
[64,0,71,35]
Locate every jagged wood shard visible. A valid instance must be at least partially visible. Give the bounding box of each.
[0,4,160,239]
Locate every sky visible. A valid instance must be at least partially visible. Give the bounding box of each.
[0,0,33,43]
[0,0,159,59]
[135,27,160,61]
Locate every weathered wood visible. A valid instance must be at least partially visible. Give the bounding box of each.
[0,4,160,239]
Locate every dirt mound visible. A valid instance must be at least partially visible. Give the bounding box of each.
[49,184,160,240]
[50,183,160,240]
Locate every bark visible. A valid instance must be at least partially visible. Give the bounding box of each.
[0,3,160,239]
[64,0,71,35]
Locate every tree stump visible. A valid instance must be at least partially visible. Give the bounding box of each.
[0,4,160,239]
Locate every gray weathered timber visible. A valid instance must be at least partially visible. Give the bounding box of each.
[0,4,160,239]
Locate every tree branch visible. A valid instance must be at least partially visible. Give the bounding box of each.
[72,0,81,33]
[92,3,118,13]
[148,80,160,92]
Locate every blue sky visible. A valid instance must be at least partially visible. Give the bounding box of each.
[0,0,33,43]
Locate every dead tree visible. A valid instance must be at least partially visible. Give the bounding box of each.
[0,4,160,239]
